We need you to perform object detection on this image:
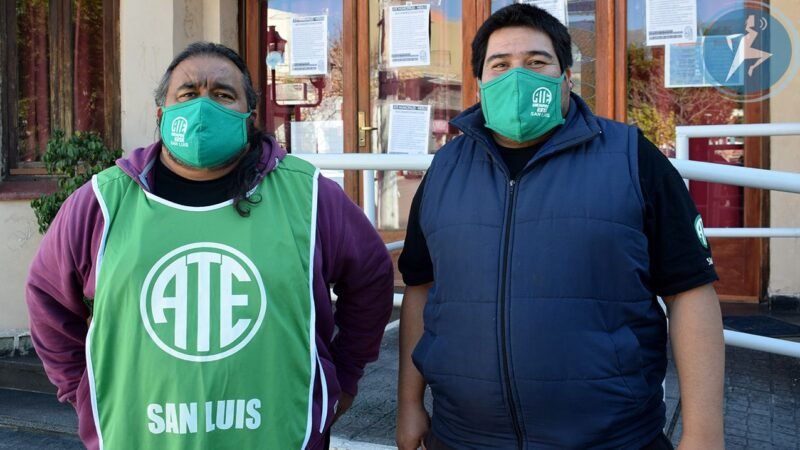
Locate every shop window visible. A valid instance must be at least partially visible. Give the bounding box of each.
[627,0,745,226]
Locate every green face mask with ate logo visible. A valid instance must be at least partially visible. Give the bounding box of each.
[479,68,566,143]
[160,97,252,168]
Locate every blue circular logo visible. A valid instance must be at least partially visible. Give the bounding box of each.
[702,2,799,102]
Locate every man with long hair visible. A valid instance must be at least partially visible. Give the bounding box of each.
[27,42,394,450]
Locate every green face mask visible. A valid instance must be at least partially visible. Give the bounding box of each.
[160,97,252,168]
[479,68,566,143]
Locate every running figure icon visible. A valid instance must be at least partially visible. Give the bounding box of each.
[726,14,772,81]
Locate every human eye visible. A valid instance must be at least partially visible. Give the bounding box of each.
[491,62,508,70]
[214,91,236,102]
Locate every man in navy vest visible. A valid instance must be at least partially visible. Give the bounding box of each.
[396,4,724,449]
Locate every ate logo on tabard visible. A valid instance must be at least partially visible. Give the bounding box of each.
[140,243,267,362]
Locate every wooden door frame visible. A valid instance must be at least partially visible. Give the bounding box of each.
[347,0,365,204]
[240,0,265,124]
[352,0,498,205]
[462,0,492,109]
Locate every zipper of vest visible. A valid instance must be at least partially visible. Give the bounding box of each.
[500,178,524,449]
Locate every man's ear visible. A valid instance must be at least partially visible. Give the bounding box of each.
[156,107,163,127]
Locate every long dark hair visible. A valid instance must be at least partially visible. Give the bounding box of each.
[155,41,266,217]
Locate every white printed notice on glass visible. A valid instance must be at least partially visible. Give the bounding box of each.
[519,0,568,26]
[388,4,431,68]
[646,0,697,46]
[290,15,328,76]
[387,104,431,155]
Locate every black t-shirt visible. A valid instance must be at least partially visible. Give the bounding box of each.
[498,144,542,179]
[153,155,235,206]
[398,133,719,297]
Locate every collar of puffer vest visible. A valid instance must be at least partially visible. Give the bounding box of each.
[450,92,603,166]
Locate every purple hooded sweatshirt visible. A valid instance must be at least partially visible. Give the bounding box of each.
[26,138,394,450]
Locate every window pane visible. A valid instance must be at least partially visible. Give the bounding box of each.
[372,0,463,230]
[16,0,51,163]
[15,0,109,165]
[73,0,107,135]
[627,0,745,228]
[265,1,346,187]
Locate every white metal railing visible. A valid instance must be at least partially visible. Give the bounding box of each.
[705,228,800,237]
[297,150,800,239]
[298,153,800,193]
[675,122,800,161]
[674,123,800,238]
[297,142,800,359]
[724,330,800,359]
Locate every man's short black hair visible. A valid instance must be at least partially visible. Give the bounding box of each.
[471,3,573,79]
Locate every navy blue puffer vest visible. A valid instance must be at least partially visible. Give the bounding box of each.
[412,95,668,449]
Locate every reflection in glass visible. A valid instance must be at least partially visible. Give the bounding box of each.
[17,0,51,162]
[16,0,110,163]
[265,1,345,185]
[371,0,463,229]
[627,0,745,227]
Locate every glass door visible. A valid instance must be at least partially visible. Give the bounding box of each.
[627,0,768,301]
[264,1,348,187]
[365,0,464,231]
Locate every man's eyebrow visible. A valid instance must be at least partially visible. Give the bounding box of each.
[176,81,198,90]
[210,81,237,93]
[485,50,554,64]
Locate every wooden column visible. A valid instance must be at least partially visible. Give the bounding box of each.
[0,0,19,176]
[241,0,265,125]
[594,0,615,120]
[103,0,121,151]
[343,0,362,203]
[745,98,771,301]
[462,0,492,109]
[614,0,627,122]
[49,0,74,136]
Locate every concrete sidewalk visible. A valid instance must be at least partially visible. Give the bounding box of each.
[332,320,800,449]
[2,317,799,449]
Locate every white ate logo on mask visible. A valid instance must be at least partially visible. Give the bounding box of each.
[531,87,553,117]
[170,117,189,146]
[140,243,267,362]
